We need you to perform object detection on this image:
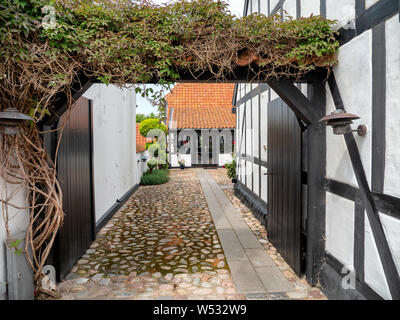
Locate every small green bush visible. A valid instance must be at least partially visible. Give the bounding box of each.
[148,143,161,157]
[139,119,168,137]
[225,159,236,179]
[158,160,168,170]
[140,169,170,185]
[147,159,158,173]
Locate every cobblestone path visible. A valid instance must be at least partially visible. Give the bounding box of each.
[57,168,326,300]
[58,169,242,300]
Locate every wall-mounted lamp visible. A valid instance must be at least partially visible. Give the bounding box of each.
[0,107,32,135]
[319,109,367,136]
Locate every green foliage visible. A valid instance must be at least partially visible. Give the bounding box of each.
[139,119,168,138]
[225,158,236,179]
[0,0,339,119]
[136,112,157,123]
[148,143,160,158]
[147,158,158,171]
[140,169,170,186]
[9,238,23,256]
[158,160,168,170]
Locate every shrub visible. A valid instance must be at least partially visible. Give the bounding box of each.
[147,158,158,173]
[158,160,168,170]
[139,119,168,137]
[225,159,236,179]
[140,169,170,185]
[148,143,161,158]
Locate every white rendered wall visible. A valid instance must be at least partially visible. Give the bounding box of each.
[83,84,136,223]
[325,192,355,267]
[326,30,373,187]
[365,0,380,10]
[384,14,400,198]
[283,0,297,18]
[0,178,30,300]
[364,213,391,299]
[171,154,192,168]
[326,0,355,26]
[219,153,233,166]
[300,0,320,17]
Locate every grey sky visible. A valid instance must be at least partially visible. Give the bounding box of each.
[136,0,244,115]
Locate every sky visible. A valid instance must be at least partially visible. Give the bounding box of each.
[136,0,245,115]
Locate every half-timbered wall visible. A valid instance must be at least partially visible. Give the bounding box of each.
[235,0,400,300]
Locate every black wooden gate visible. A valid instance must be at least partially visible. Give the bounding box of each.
[267,99,302,276]
[56,97,95,280]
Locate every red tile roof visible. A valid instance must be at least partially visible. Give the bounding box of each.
[166,83,235,129]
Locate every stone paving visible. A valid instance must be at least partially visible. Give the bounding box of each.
[58,169,243,300]
[208,168,327,300]
[56,168,326,300]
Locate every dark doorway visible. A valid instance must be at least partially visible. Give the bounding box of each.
[267,99,303,276]
[55,97,95,280]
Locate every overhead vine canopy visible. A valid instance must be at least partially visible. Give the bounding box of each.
[0,0,339,295]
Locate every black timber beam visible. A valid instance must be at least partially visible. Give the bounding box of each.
[266,80,321,125]
[40,67,328,126]
[339,0,399,46]
[305,82,327,285]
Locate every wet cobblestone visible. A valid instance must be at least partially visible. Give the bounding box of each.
[58,169,242,300]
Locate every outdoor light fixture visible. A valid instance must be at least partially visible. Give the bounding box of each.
[0,107,32,135]
[320,109,367,136]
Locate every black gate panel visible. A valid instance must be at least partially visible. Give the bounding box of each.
[267,99,302,276]
[56,97,94,280]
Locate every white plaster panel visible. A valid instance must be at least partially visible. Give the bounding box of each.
[365,213,392,299]
[260,90,268,161]
[83,84,136,222]
[270,89,279,101]
[366,0,380,9]
[269,0,281,15]
[300,0,321,17]
[326,0,355,28]
[253,163,260,195]
[251,0,259,13]
[283,0,297,18]
[260,0,268,15]
[260,165,268,202]
[384,14,400,198]
[379,212,400,275]
[301,83,308,98]
[246,101,252,157]
[246,160,253,190]
[325,192,355,267]
[240,158,246,183]
[252,95,259,157]
[326,31,373,187]
[0,178,30,300]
